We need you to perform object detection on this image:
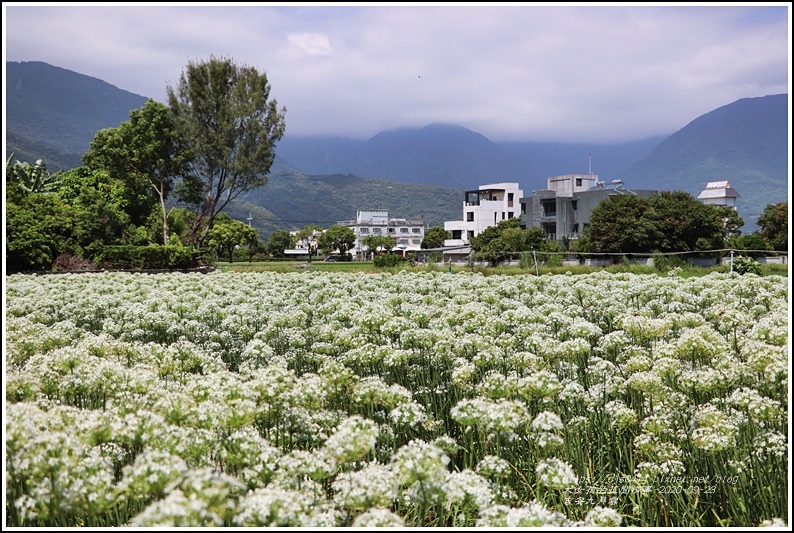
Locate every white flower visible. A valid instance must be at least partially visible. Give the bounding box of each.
[322,415,379,464]
[585,505,623,527]
[535,458,578,490]
[351,507,405,527]
[530,411,564,433]
[389,400,428,428]
[331,462,399,510]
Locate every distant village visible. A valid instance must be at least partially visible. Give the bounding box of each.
[285,175,740,263]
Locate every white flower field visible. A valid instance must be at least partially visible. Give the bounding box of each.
[4,269,789,527]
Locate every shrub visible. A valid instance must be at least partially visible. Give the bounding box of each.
[96,245,198,270]
[374,253,408,268]
[732,256,762,275]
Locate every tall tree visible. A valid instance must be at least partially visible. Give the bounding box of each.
[756,201,788,251]
[83,100,194,245]
[167,56,286,248]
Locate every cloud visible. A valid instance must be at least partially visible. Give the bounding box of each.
[3,3,790,143]
[286,33,333,57]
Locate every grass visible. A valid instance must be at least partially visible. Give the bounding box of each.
[217,260,789,277]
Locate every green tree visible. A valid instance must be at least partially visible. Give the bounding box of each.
[205,213,261,263]
[267,229,294,258]
[362,235,397,256]
[5,189,74,272]
[470,218,550,266]
[757,201,788,251]
[580,194,662,254]
[646,191,742,252]
[319,225,356,258]
[58,167,134,258]
[727,233,771,257]
[421,226,450,249]
[167,56,287,248]
[83,99,194,245]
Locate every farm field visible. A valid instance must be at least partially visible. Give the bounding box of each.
[4,270,789,527]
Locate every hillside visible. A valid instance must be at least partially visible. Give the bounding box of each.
[619,94,789,228]
[5,60,788,235]
[234,159,463,240]
[277,126,666,192]
[6,60,149,170]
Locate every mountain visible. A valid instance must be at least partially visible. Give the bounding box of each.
[275,125,666,193]
[5,61,787,235]
[6,61,149,171]
[232,160,463,236]
[619,94,789,229]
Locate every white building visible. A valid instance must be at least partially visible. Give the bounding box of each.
[697,180,739,210]
[443,182,523,246]
[338,209,426,259]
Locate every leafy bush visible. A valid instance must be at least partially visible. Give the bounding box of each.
[732,256,762,275]
[96,245,198,270]
[653,252,687,272]
[374,253,409,268]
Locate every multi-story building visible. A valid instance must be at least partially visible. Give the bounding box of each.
[697,180,739,210]
[443,182,523,246]
[338,209,427,259]
[520,174,657,244]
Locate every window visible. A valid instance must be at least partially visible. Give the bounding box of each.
[373,227,382,234]
[575,178,582,187]
[502,212,505,220]
[359,227,370,234]
[398,238,409,245]
[467,230,475,240]
[466,212,474,222]
[411,227,422,234]
[412,239,421,245]
[508,192,514,207]
[507,212,514,219]
[571,200,578,211]
[400,227,409,233]
[388,227,395,233]
[451,230,462,240]
[542,199,556,217]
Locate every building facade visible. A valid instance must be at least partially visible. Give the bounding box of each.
[443,182,524,246]
[520,174,657,244]
[338,209,427,259]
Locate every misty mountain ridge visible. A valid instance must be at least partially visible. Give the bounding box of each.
[5,60,788,234]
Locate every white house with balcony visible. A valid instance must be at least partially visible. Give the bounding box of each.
[443,183,523,246]
[338,209,426,259]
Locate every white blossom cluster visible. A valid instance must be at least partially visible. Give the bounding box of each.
[4,269,788,527]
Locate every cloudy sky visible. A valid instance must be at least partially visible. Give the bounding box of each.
[3,3,790,143]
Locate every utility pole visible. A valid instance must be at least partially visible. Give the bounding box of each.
[247,213,253,227]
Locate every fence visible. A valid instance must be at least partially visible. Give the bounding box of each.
[444,249,789,273]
